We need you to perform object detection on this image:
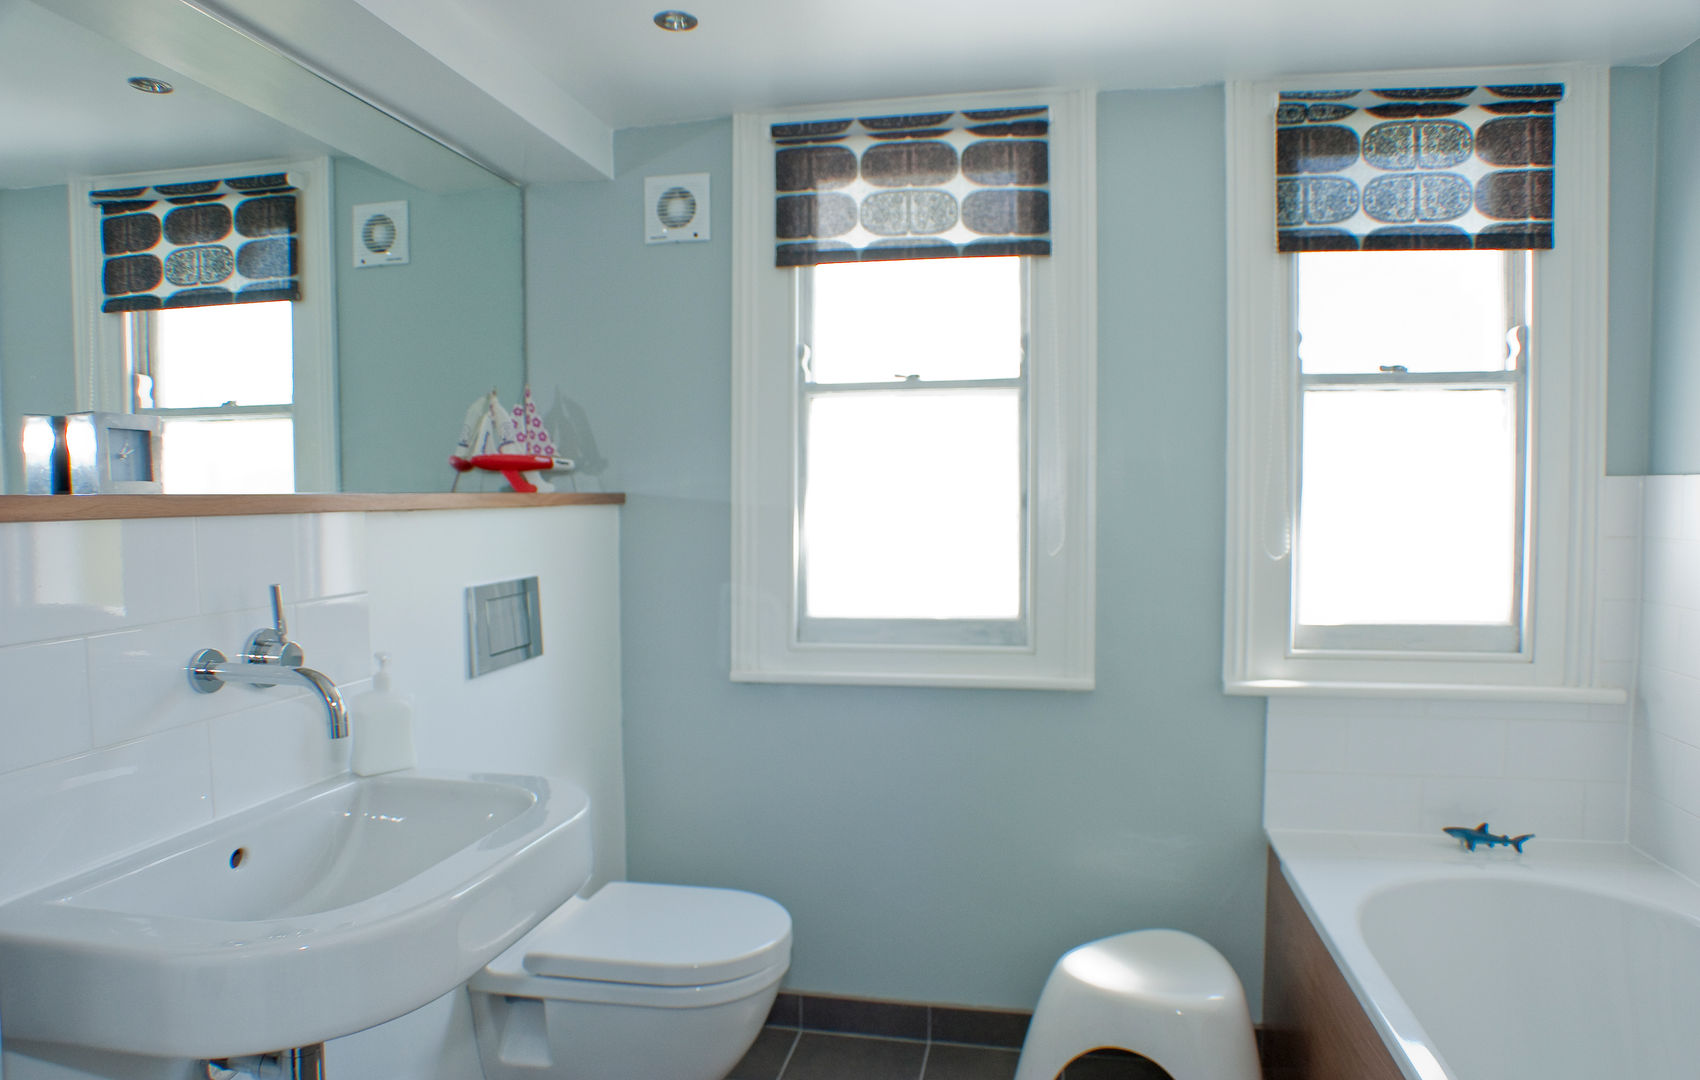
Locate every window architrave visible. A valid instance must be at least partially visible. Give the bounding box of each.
[1222,66,1617,702]
[67,155,338,492]
[730,88,1096,690]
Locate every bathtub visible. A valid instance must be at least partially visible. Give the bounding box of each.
[1266,830,1700,1080]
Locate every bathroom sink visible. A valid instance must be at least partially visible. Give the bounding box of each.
[0,771,592,1059]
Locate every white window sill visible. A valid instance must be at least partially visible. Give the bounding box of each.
[1226,679,1627,705]
[732,667,1094,691]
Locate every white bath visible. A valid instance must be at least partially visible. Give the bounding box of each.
[1268,831,1700,1080]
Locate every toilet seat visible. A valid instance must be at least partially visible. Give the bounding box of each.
[471,882,792,1008]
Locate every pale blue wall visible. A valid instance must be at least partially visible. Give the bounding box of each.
[0,186,76,494]
[523,88,1270,1012]
[1650,39,1700,473]
[1608,67,1659,476]
[332,158,525,492]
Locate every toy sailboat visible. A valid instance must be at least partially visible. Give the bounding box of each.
[450,387,574,493]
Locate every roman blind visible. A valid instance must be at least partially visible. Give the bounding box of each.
[90,172,300,312]
[1276,84,1562,252]
[773,107,1050,266]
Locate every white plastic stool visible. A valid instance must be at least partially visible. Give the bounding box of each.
[1012,929,1261,1080]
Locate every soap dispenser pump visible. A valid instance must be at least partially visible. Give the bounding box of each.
[350,652,415,776]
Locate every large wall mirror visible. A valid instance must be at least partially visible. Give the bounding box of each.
[0,0,526,495]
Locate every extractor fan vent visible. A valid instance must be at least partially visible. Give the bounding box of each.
[353,201,409,267]
[644,173,710,244]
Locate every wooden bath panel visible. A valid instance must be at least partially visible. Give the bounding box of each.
[1261,848,1405,1080]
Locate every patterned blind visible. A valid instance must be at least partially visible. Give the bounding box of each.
[1276,85,1562,252]
[773,107,1050,266]
[90,173,300,312]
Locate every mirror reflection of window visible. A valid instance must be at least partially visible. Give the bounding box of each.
[128,301,296,493]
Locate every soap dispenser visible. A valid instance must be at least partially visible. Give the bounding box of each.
[351,652,415,776]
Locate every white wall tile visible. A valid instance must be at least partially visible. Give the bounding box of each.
[0,639,93,774]
[1583,781,1628,841]
[1639,600,1682,673]
[299,513,367,599]
[194,515,311,615]
[208,695,352,817]
[1630,785,1700,883]
[1596,598,1642,664]
[1264,706,1350,773]
[1644,475,1685,540]
[1263,771,1423,833]
[1504,719,1629,783]
[84,606,306,747]
[289,594,374,687]
[0,519,198,647]
[1638,667,1700,746]
[1636,726,1700,818]
[1418,776,1586,840]
[1422,698,1592,722]
[1678,474,1700,543]
[0,724,213,903]
[1346,712,1506,777]
[1597,536,1644,601]
[1599,476,1644,539]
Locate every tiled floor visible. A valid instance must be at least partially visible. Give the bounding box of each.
[730,1028,1172,1080]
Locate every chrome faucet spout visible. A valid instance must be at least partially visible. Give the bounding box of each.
[188,653,350,739]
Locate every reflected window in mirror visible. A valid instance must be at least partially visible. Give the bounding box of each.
[71,157,337,494]
[127,301,296,493]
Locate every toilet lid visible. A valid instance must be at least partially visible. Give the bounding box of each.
[521,882,792,987]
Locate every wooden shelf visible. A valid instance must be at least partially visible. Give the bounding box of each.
[0,492,624,523]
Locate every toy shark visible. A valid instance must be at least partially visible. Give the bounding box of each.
[1443,822,1534,853]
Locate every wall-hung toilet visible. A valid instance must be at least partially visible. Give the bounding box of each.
[469,881,792,1080]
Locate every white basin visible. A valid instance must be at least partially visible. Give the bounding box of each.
[0,770,592,1059]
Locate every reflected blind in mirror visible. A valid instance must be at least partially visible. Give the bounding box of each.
[89,173,300,312]
[1276,85,1562,252]
[773,107,1051,266]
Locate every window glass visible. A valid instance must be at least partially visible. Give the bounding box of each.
[1297,387,1519,627]
[1297,251,1516,374]
[143,301,293,409]
[808,257,1022,384]
[802,389,1022,620]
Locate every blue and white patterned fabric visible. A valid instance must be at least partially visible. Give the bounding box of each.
[1276,85,1562,252]
[773,108,1051,266]
[89,173,300,312]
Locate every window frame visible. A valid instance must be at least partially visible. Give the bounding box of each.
[1223,66,1616,701]
[731,88,1096,690]
[67,156,337,492]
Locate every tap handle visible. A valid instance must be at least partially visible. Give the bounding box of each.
[269,584,288,641]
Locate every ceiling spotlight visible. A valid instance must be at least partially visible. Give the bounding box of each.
[653,10,698,31]
[127,76,174,94]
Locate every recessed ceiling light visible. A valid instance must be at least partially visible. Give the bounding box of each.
[127,76,174,94]
[653,10,698,31]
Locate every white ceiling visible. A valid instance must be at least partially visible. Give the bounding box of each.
[0,0,334,190]
[355,0,1700,132]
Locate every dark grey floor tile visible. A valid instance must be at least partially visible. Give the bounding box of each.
[923,1043,1019,1080]
[768,992,802,1027]
[801,995,929,1040]
[929,1006,1031,1049]
[783,1032,927,1080]
[1062,1049,1172,1080]
[729,1025,798,1080]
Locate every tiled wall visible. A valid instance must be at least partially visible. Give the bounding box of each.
[1263,476,1643,840]
[1631,475,1700,879]
[0,504,625,1080]
[0,513,372,903]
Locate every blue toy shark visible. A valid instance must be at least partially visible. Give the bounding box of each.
[1443,822,1534,852]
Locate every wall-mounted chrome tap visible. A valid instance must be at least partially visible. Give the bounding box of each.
[187,585,349,739]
